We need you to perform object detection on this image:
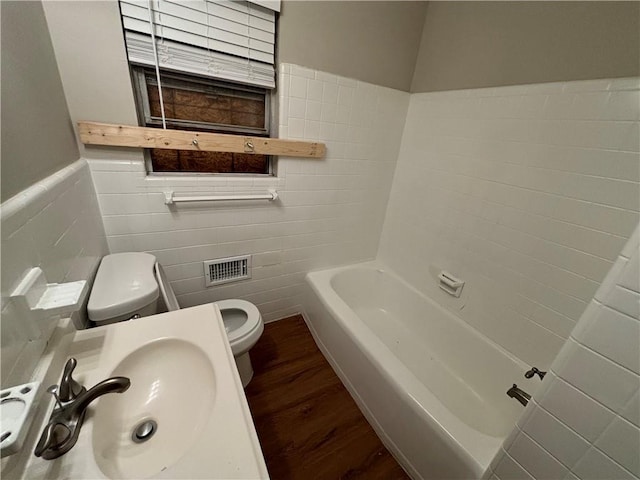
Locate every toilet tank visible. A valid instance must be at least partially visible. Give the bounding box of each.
[88,253,160,325]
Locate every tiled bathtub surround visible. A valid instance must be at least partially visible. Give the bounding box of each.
[0,159,108,386]
[90,64,409,322]
[490,225,640,480]
[379,77,640,368]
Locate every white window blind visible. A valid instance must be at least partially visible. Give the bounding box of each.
[120,0,277,88]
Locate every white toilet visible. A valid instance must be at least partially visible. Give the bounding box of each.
[87,252,264,387]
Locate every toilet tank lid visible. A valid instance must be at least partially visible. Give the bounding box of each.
[88,253,159,322]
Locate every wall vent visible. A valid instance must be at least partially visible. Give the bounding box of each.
[203,255,252,287]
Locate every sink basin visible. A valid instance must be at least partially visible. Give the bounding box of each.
[20,304,269,479]
[92,339,216,479]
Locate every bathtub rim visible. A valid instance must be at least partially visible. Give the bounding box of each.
[305,260,529,477]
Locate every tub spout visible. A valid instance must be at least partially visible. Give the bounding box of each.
[507,383,531,407]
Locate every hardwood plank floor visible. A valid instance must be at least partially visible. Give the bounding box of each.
[245,315,409,480]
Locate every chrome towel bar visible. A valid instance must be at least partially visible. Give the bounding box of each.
[164,190,278,205]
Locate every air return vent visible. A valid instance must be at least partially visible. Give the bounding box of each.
[203,255,251,287]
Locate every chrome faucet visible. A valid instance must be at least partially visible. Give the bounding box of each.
[507,383,531,407]
[34,358,131,460]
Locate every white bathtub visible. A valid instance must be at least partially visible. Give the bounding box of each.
[303,262,537,479]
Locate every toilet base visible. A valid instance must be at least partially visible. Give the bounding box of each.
[234,352,254,388]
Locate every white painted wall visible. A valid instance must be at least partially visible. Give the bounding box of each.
[1,1,80,201]
[1,160,109,387]
[42,0,142,161]
[489,225,640,480]
[378,77,640,368]
[278,0,427,91]
[89,64,409,322]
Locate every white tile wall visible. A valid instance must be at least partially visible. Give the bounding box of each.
[89,63,409,322]
[378,77,640,368]
[1,159,108,387]
[489,225,640,480]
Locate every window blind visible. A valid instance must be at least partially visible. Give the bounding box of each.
[120,0,277,88]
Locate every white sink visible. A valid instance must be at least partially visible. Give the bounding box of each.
[92,339,217,479]
[20,304,269,480]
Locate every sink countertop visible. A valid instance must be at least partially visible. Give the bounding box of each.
[15,304,269,480]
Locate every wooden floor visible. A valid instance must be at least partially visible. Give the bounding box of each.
[245,315,409,480]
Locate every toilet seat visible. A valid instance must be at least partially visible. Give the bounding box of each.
[216,299,263,355]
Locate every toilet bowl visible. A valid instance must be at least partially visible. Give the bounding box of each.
[87,252,264,387]
[216,299,264,386]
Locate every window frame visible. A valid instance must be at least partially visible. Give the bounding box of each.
[130,65,276,177]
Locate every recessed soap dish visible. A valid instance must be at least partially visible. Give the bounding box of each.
[10,267,87,318]
[0,381,40,457]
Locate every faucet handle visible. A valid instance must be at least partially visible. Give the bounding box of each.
[524,367,547,380]
[46,385,64,411]
[58,358,86,402]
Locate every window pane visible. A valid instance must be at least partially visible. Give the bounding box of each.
[150,149,269,174]
[133,67,272,175]
[146,80,266,132]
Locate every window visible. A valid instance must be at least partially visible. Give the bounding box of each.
[119,0,279,174]
[132,67,271,174]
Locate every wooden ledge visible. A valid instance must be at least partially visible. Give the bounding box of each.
[77,121,325,158]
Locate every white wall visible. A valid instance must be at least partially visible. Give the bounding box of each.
[489,225,640,480]
[42,0,141,160]
[378,77,640,368]
[1,160,109,387]
[89,64,409,322]
[411,2,640,93]
[278,1,427,91]
[1,1,81,201]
